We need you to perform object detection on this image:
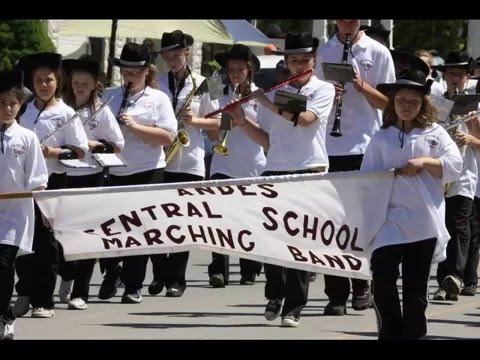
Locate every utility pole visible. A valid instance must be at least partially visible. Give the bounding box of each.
[106,19,118,87]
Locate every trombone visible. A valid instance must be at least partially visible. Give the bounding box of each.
[212,83,239,156]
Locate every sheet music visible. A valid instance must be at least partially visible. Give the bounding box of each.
[429,95,454,125]
[92,153,127,167]
[58,159,97,169]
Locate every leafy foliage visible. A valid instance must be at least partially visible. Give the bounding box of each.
[0,20,56,70]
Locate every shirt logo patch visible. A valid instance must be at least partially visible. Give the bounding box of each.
[359,59,374,71]
[10,143,26,157]
[88,119,99,131]
[142,101,154,109]
[425,135,439,148]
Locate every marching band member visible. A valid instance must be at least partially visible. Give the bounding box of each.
[431,51,479,301]
[98,42,177,304]
[0,70,48,339]
[206,44,266,288]
[13,52,89,319]
[315,19,395,316]
[59,56,124,310]
[361,69,462,339]
[148,30,220,297]
[240,32,335,327]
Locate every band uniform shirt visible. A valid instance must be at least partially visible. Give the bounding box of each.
[157,71,219,177]
[20,98,89,175]
[210,83,266,178]
[316,33,396,156]
[361,123,462,263]
[66,101,125,177]
[0,122,48,255]
[445,122,478,200]
[256,75,335,172]
[102,86,177,176]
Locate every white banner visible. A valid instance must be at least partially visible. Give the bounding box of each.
[33,170,394,280]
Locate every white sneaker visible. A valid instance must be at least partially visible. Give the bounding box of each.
[280,315,299,328]
[59,279,74,303]
[12,296,30,318]
[0,319,15,340]
[68,298,88,310]
[31,307,55,318]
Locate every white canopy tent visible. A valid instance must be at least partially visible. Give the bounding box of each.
[57,19,273,47]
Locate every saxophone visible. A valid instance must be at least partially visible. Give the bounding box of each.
[212,83,240,156]
[165,70,197,165]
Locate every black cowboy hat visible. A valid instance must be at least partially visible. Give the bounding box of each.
[360,24,391,44]
[0,70,24,93]
[112,43,151,68]
[377,69,432,95]
[62,57,100,77]
[15,52,62,90]
[156,30,194,53]
[390,48,430,78]
[432,51,474,73]
[214,44,260,72]
[276,32,319,55]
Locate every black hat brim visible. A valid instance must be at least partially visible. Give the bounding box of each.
[377,81,429,96]
[391,50,430,78]
[111,58,150,68]
[276,38,319,56]
[156,34,194,53]
[214,52,260,72]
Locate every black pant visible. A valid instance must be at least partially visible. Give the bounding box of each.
[206,173,263,284]
[324,155,369,305]
[437,195,473,285]
[0,244,19,319]
[15,173,65,309]
[371,238,436,340]
[464,196,480,286]
[261,170,313,318]
[149,171,203,291]
[58,173,104,301]
[99,168,164,294]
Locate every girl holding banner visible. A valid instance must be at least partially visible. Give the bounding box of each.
[237,32,335,327]
[361,69,462,339]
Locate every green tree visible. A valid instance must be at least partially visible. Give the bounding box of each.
[393,20,466,58]
[0,20,56,70]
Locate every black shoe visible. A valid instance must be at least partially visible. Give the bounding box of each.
[148,280,164,296]
[264,299,282,321]
[166,287,183,297]
[98,264,122,300]
[209,274,225,288]
[240,274,256,285]
[121,291,143,304]
[460,284,477,296]
[352,287,374,311]
[323,302,347,316]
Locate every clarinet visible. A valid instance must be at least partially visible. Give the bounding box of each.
[330,35,351,137]
[117,81,132,125]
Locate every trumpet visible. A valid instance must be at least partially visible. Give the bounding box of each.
[165,70,197,164]
[212,83,239,156]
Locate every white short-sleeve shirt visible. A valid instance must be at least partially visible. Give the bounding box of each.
[316,33,396,156]
[20,99,89,175]
[257,75,335,172]
[0,122,48,254]
[210,83,267,178]
[361,123,463,263]
[102,86,177,176]
[66,101,125,177]
[157,71,219,177]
